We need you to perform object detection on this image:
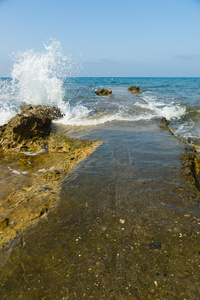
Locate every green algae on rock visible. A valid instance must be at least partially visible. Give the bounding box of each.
[154,117,175,135]
[181,146,200,193]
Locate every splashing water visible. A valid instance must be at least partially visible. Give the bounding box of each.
[135,94,186,120]
[0,42,188,129]
[0,79,22,125]
[12,39,70,106]
[0,39,89,126]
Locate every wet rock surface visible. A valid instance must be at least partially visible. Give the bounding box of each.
[0,121,200,299]
[0,105,62,150]
[95,88,112,97]
[155,117,175,136]
[127,86,141,93]
[0,106,100,246]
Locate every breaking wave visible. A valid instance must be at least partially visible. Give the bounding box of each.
[0,39,84,125]
[0,40,187,129]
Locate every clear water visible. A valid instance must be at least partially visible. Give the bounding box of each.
[1,41,200,299]
[1,123,200,299]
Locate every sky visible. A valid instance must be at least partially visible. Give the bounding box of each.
[0,0,200,77]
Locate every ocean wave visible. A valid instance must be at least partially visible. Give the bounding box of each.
[135,94,186,120]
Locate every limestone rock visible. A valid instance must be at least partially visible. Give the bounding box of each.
[0,218,9,230]
[0,106,101,246]
[0,105,62,150]
[95,88,112,97]
[127,86,141,94]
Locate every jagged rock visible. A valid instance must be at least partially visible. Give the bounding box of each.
[127,86,141,93]
[0,218,9,230]
[95,88,112,97]
[157,117,170,126]
[22,104,62,120]
[0,105,62,150]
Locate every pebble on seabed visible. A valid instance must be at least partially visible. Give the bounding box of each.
[149,241,162,250]
[119,219,125,224]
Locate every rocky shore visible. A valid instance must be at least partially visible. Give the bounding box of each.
[155,117,200,195]
[0,105,100,246]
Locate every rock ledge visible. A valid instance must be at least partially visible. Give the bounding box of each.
[0,105,100,247]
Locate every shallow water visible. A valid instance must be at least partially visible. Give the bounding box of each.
[1,43,200,298]
[0,121,200,299]
[1,76,200,143]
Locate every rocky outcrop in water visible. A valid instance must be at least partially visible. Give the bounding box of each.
[127,86,141,93]
[0,105,62,151]
[95,88,112,97]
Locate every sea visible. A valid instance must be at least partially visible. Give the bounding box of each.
[1,76,200,143]
[1,41,200,298]
[0,40,200,143]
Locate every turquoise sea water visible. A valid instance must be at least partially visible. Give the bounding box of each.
[63,77,200,137]
[1,76,200,143]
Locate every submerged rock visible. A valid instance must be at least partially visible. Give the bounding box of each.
[149,241,162,250]
[95,88,112,97]
[155,117,175,135]
[157,117,170,126]
[127,86,141,94]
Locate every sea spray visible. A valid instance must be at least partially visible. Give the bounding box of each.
[0,39,89,126]
[11,39,69,106]
[135,94,186,121]
[0,48,190,131]
[0,79,22,126]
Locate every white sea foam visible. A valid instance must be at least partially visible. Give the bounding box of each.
[55,93,186,126]
[135,94,186,121]
[173,119,200,140]
[11,39,69,107]
[54,108,154,126]
[0,107,18,126]
[0,80,21,125]
[56,101,91,124]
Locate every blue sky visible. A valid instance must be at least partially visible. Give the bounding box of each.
[0,0,200,77]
